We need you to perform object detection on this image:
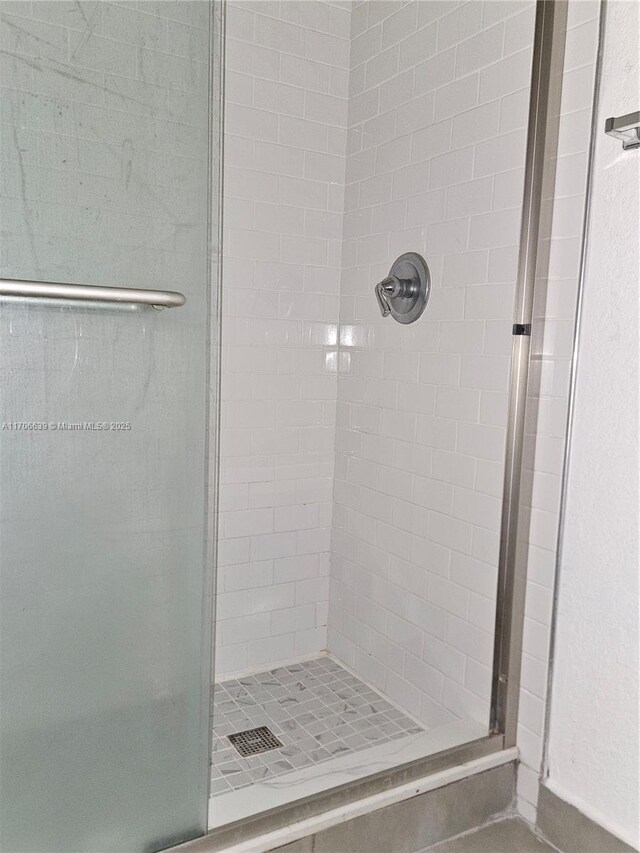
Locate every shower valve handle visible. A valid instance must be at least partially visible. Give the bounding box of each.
[373,253,431,324]
[375,275,413,317]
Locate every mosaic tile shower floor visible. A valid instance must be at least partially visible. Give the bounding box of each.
[210,656,423,796]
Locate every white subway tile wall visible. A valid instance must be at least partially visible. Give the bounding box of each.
[217,1,350,676]
[328,0,537,729]
[515,1,600,824]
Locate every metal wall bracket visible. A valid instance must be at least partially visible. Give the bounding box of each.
[604,111,640,150]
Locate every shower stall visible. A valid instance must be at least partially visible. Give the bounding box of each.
[0,0,586,850]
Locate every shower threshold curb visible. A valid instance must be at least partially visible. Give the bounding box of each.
[173,747,518,853]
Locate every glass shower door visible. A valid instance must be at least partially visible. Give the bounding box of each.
[0,3,220,851]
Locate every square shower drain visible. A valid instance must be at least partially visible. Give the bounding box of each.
[227,726,283,757]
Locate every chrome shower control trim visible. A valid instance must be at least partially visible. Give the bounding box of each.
[374,253,430,324]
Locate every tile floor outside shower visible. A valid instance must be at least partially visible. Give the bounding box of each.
[425,818,555,852]
[210,656,423,796]
[275,818,556,853]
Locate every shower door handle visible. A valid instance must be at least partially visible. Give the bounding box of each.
[0,278,186,309]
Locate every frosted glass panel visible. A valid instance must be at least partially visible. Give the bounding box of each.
[0,3,218,851]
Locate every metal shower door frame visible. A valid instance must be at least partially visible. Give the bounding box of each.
[490,0,570,746]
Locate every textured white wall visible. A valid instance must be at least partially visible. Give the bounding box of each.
[544,1,639,846]
[328,0,536,728]
[216,0,350,677]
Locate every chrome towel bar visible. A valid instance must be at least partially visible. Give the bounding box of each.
[0,278,186,309]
